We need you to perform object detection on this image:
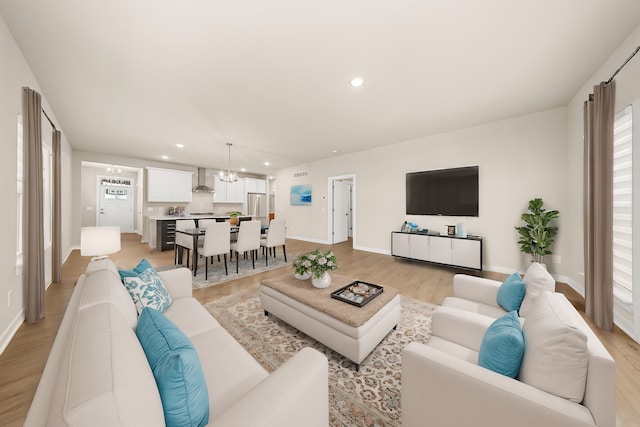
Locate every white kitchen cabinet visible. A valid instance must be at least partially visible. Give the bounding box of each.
[391,232,482,271]
[147,167,193,202]
[214,176,246,203]
[245,178,267,194]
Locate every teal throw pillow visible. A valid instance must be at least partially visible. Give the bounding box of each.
[136,308,209,427]
[478,311,525,378]
[123,268,172,314]
[496,272,526,312]
[118,258,155,281]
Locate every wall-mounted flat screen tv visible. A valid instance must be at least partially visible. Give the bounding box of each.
[406,166,479,216]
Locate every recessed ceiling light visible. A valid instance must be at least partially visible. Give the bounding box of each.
[350,76,365,88]
[176,143,184,148]
[161,155,169,160]
[241,168,246,172]
[332,149,338,154]
[269,176,274,180]
[264,162,270,166]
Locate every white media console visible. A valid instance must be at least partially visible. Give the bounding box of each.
[391,231,483,271]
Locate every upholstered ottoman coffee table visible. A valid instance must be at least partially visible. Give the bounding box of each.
[259,273,401,371]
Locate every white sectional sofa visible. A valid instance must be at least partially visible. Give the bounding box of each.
[24,259,328,427]
[402,270,616,427]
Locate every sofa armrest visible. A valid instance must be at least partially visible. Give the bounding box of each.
[208,347,328,427]
[157,267,193,299]
[431,306,494,352]
[401,343,595,427]
[452,274,503,308]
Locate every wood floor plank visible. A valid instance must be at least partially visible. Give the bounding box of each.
[0,233,638,425]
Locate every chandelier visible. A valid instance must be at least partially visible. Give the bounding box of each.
[219,142,238,183]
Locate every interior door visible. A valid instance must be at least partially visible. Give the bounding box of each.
[333,180,350,243]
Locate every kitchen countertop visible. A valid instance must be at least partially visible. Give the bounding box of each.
[145,214,251,220]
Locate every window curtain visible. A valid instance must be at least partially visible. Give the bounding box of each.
[583,80,616,331]
[52,129,62,283]
[22,87,45,324]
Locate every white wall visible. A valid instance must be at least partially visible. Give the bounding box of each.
[277,107,569,275]
[0,14,73,353]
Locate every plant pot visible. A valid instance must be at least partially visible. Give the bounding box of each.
[294,271,311,280]
[229,217,239,226]
[311,272,331,289]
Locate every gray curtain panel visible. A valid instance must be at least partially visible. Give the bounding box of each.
[22,87,45,324]
[52,129,62,283]
[583,80,615,331]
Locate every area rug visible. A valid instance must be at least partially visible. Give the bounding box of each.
[204,290,435,427]
[190,256,291,289]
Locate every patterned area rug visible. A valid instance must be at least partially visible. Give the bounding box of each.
[190,255,291,289]
[204,290,435,427]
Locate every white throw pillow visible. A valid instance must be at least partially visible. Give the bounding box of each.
[519,290,589,403]
[519,262,555,317]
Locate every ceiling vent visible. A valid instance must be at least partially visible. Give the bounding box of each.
[192,168,214,193]
[293,170,309,178]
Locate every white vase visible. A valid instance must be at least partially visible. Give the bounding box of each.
[311,272,331,288]
[294,271,311,280]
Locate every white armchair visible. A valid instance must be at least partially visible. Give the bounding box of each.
[403,283,616,427]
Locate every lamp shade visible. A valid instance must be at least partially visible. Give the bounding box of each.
[81,226,121,257]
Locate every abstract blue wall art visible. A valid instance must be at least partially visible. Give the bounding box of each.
[290,185,312,206]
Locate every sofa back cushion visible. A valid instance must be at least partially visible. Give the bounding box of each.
[519,262,555,317]
[519,290,589,402]
[47,304,165,426]
[78,269,138,329]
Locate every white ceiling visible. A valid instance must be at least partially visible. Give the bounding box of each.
[2,1,640,175]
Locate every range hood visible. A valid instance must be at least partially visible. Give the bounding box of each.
[192,168,214,193]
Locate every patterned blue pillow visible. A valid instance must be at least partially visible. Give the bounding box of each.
[118,258,155,281]
[123,268,172,313]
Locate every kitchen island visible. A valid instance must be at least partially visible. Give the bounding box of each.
[146,214,252,251]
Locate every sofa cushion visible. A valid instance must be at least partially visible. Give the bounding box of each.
[77,269,139,329]
[49,303,166,426]
[519,262,555,317]
[118,258,155,281]
[137,307,209,427]
[477,311,524,378]
[496,272,526,312]
[519,290,589,403]
[123,268,172,314]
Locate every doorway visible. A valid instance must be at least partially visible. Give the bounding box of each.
[97,177,134,232]
[328,174,355,246]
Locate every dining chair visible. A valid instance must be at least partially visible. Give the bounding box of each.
[175,219,196,268]
[260,219,286,266]
[202,222,230,279]
[229,220,261,273]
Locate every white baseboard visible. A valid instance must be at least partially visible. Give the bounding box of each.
[353,244,390,255]
[286,235,331,245]
[0,309,25,356]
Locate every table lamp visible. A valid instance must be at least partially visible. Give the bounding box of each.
[80,226,121,260]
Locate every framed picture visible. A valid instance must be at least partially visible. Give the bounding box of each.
[290,185,312,206]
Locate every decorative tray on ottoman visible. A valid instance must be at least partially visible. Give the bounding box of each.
[331,281,384,307]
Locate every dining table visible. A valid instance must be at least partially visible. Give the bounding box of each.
[176,225,269,276]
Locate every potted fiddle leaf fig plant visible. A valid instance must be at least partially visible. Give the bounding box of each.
[515,198,559,264]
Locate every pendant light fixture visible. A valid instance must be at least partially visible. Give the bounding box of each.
[219,142,238,183]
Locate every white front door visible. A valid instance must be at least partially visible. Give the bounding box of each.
[332,180,350,244]
[98,185,134,232]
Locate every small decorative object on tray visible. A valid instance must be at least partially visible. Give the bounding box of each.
[331,281,383,307]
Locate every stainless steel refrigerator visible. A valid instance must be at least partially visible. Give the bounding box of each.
[247,192,267,222]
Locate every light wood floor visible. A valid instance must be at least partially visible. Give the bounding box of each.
[1,233,639,426]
